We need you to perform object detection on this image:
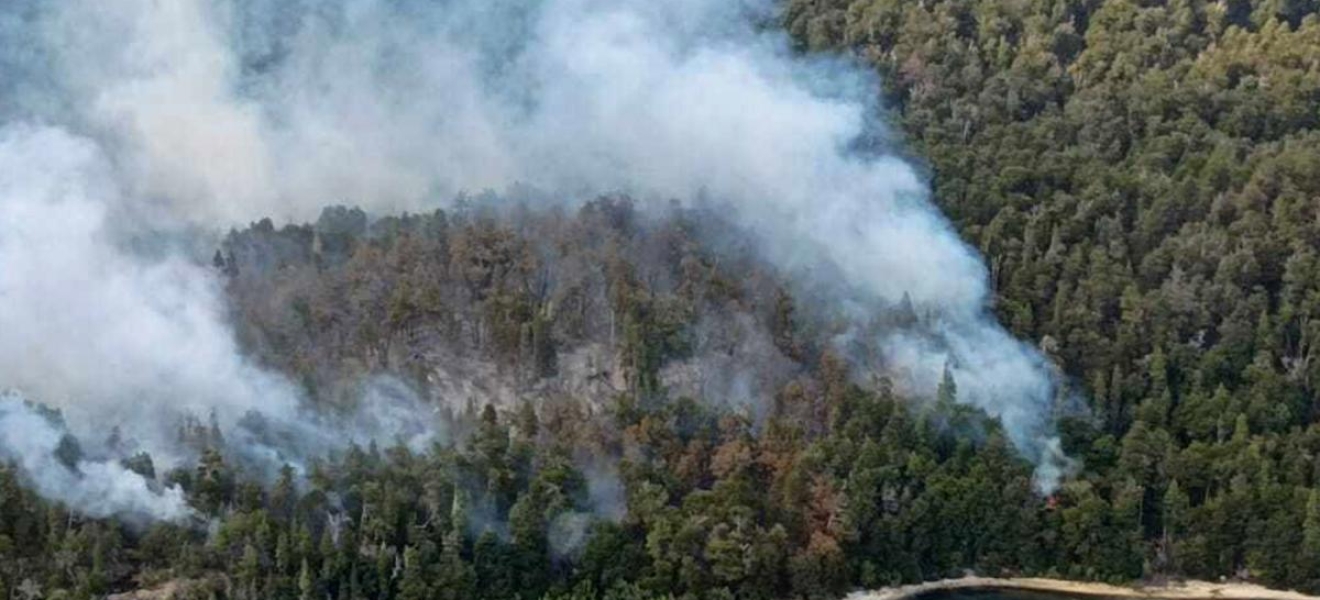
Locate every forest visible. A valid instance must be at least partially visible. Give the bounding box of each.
[5,0,1320,599]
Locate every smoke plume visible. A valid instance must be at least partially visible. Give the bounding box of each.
[0,0,1073,522]
[0,392,193,524]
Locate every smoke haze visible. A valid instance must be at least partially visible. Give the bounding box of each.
[0,392,194,524]
[0,0,1073,520]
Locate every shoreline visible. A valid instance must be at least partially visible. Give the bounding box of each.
[846,577,1320,600]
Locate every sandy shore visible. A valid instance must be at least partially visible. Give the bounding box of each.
[846,576,1320,600]
[108,574,1320,600]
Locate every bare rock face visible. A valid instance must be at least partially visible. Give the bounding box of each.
[221,199,822,423]
[417,342,623,414]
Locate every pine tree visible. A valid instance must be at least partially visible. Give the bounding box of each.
[1162,480,1190,573]
[1302,489,1320,586]
[239,543,262,600]
[397,546,430,600]
[299,558,316,600]
[434,529,475,600]
[936,363,958,410]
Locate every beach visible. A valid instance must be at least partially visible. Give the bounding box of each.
[847,577,1320,600]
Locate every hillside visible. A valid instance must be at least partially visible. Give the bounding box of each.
[788,0,1320,585]
[3,1,1320,599]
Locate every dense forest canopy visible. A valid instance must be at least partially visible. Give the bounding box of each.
[5,0,1320,600]
[788,0,1320,584]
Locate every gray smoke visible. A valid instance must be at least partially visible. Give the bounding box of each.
[0,392,193,524]
[0,0,1073,517]
[550,461,626,558]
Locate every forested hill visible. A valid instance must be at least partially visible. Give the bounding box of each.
[788,0,1320,426]
[6,2,1320,600]
[788,0,1320,584]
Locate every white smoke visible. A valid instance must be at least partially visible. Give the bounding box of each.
[0,0,1073,515]
[0,125,302,447]
[0,124,444,517]
[550,460,626,558]
[0,392,193,523]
